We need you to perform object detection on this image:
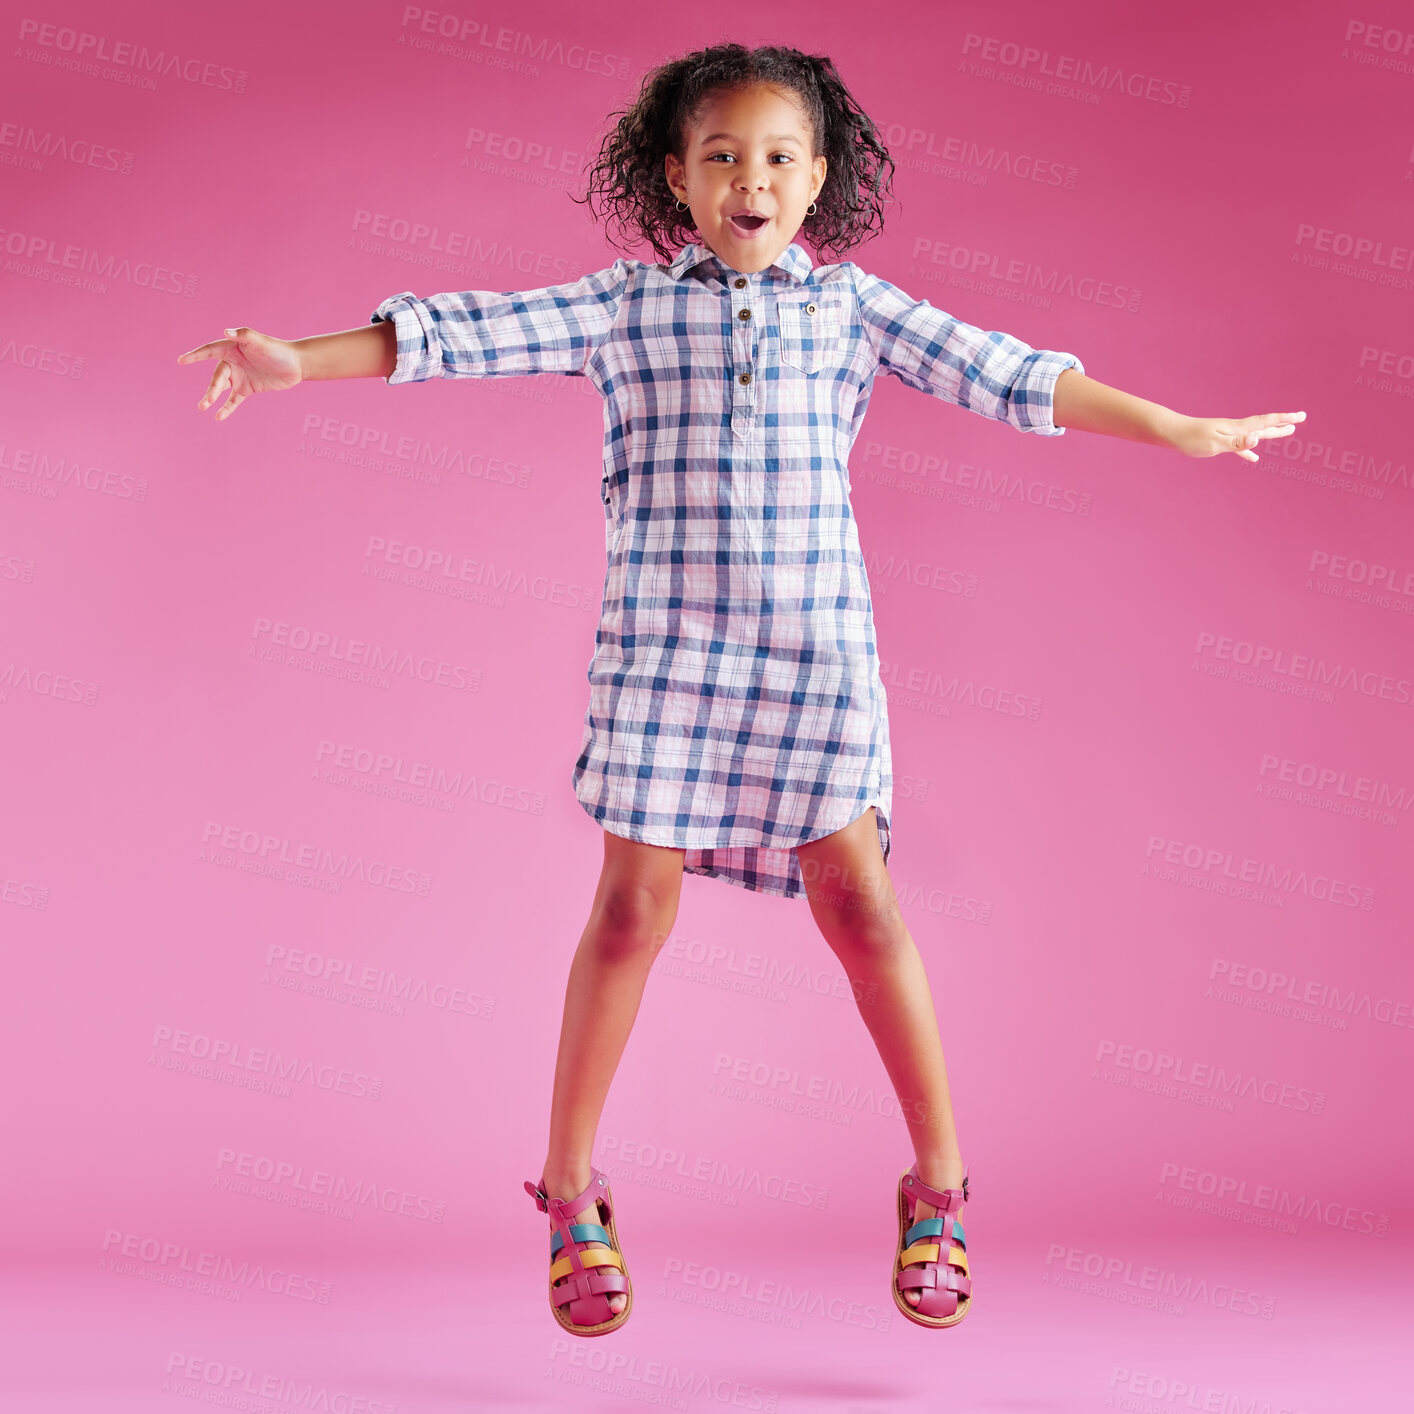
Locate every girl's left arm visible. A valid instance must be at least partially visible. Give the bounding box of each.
[1051,368,1306,464]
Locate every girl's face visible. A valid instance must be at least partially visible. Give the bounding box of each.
[664,83,827,274]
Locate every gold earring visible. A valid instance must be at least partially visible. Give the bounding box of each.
[806,201,817,215]
[675,198,687,211]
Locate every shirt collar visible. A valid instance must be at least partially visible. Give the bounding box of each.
[668,240,813,286]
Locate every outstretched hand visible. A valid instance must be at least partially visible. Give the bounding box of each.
[175,326,303,421]
[1173,410,1306,463]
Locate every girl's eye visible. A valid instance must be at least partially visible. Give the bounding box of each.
[708,153,792,164]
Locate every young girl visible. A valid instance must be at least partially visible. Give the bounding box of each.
[178,42,1304,1337]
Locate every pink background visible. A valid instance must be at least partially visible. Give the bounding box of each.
[3,0,1410,1409]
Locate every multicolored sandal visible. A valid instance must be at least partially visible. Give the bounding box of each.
[892,1162,972,1328]
[524,1166,633,1336]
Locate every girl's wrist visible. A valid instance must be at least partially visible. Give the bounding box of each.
[284,336,315,382]
[1154,407,1192,452]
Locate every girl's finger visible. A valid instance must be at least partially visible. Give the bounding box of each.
[198,361,231,411]
[178,329,247,363]
[1232,429,1261,460]
[217,391,246,420]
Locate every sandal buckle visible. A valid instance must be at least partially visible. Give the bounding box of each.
[525,1179,549,1214]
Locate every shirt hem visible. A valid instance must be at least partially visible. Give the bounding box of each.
[574,790,892,901]
[575,791,885,853]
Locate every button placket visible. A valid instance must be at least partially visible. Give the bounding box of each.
[731,273,756,438]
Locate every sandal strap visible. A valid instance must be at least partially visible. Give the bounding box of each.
[549,1245,624,1283]
[899,1239,969,1273]
[905,1215,966,1249]
[551,1221,612,1256]
[524,1165,614,1223]
[898,1265,972,1295]
[902,1162,969,1212]
[550,1266,629,1308]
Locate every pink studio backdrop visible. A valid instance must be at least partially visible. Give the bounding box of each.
[3,0,1411,1409]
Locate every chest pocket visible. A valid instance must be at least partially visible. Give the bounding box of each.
[778,296,845,375]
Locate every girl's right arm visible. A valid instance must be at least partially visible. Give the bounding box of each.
[177,322,397,421]
[180,259,634,421]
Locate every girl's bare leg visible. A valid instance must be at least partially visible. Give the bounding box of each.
[539,829,685,1313]
[794,808,964,1309]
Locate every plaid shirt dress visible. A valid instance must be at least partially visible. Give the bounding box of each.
[371,241,1084,899]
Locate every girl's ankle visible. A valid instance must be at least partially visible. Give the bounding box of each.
[541,1163,594,1202]
[913,1153,965,1187]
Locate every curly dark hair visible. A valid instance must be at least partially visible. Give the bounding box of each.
[571,42,896,265]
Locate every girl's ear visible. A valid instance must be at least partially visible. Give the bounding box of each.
[663,151,683,200]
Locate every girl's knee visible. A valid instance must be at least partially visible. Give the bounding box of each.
[811,880,905,954]
[827,915,908,962]
[590,882,677,959]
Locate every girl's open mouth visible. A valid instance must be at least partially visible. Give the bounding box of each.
[730,213,770,236]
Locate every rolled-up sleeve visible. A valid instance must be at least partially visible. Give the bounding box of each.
[848,263,1084,435]
[369,258,635,385]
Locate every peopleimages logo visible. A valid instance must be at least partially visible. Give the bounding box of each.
[0,221,199,297]
[1043,1244,1275,1319]
[1256,752,1412,815]
[249,615,481,692]
[1107,1365,1306,1414]
[1157,1162,1388,1238]
[1192,629,1414,709]
[710,1053,907,1114]
[1142,834,1374,911]
[599,1136,828,1210]
[660,1256,893,1332]
[199,820,433,897]
[1093,1040,1325,1115]
[1293,222,1414,288]
[149,1024,383,1102]
[656,935,877,1009]
[100,1231,331,1304]
[958,32,1193,107]
[214,1147,446,1224]
[14,19,250,93]
[162,1353,394,1413]
[1209,959,1412,1033]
